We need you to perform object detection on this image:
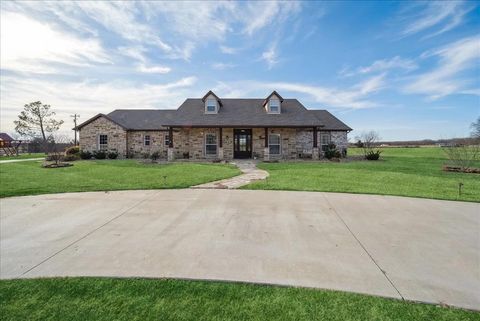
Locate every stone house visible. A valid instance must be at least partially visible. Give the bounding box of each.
[76,91,352,161]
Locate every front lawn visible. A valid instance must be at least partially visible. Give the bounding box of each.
[245,147,480,202]
[0,153,45,161]
[0,278,477,321]
[0,160,240,198]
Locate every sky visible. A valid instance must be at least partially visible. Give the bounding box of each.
[0,0,479,141]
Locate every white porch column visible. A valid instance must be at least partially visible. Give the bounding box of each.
[167,147,175,161]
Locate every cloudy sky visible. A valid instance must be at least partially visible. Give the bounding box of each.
[1,1,479,140]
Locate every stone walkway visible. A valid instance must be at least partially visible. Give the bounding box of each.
[191,160,268,189]
[0,158,44,164]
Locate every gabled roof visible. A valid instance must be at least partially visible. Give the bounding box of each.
[162,98,325,127]
[0,133,14,141]
[75,110,176,130]
[309,110,352,131]
[262,90,284,107]
[75,94,352,131]
[75,113,128,130]
[106,110,176,130]
[202,90,223,107]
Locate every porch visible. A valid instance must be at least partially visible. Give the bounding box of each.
[165,127,339,161]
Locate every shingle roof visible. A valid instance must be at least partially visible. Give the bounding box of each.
[162,98,326,127]
[309,110,352,131]
[76,98,352,131]
[0,133,14,141]
[107,110,176,130]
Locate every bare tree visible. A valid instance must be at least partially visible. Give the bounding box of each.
[14,101,64,144]
[46,134,70,166]
[359,131,382,159]
[471,117,480,139]
[443,138,480,171]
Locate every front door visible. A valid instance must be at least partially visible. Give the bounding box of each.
[234,129,252,159]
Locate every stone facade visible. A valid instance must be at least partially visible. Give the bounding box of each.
[330,131,348,152]
[127,131,168,158]
[79,117,127,157]
[79,116,349,160]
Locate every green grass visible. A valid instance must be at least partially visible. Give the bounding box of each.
[0,160,240,198]
[0,278,477,321]
[245,147,480,202]
[0,153,45,161]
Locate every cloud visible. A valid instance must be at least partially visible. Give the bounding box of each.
[241,1,302,35]
[357,56,417,74]
[261,44,279,69]
[399,1,475,38]
[74,1,172,52]
[0,12,110,74]
[340,56,417,77]
[211,63,236,70]
[140,1,235,42]
[117,46,171,74]
[3,1,305,62]
[0,76,197,134]
[219,45,240,55]
[136,64,171,74]
[404,36,480,99]
[216,74,386,109]
[268,74,386,109]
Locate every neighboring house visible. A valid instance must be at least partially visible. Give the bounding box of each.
[0,133,14,147]
[76,91,352,161]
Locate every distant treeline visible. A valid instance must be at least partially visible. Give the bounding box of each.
[350,137,478,147]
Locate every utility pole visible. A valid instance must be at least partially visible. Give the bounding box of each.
[71,114,80,145]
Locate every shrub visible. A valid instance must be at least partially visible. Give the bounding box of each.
[365,150,382,160]
[63,154,79,161]
[107,151,118,159]
[93,151,106,159]
[46,154,64,162]
[79,151,92,160]
[142,152,151,159]
[151,151,160,161]
[324,143,341,160]
[65,146,80,155]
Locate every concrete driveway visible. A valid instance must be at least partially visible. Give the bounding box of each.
[1,190,478,310]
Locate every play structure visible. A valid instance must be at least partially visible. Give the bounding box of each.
[0,133,23,156]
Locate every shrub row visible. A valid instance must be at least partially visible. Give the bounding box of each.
[79,150,118,160]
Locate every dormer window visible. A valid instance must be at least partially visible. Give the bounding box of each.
[202,90,222,114]
[269,99,280,113]
[206,99,216,113]
[263,90,283,114]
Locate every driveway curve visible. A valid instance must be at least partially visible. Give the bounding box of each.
[1,190,478,310]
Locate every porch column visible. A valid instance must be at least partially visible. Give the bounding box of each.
[312,127,319,160]
[218,127,224,160]
[167,127,175,161]
[264,127,269,161]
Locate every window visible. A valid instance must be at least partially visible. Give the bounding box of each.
[268,133,281,155]
[206,99,216,113]
[269,99,280,113]
[321,133,331,152]
[205,133,217,155]
[164,134,170,147]
[144,135,151,146]
[98,134,108,151]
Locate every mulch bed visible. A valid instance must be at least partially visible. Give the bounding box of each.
[443,165,480,174]
[43,163,73,168]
